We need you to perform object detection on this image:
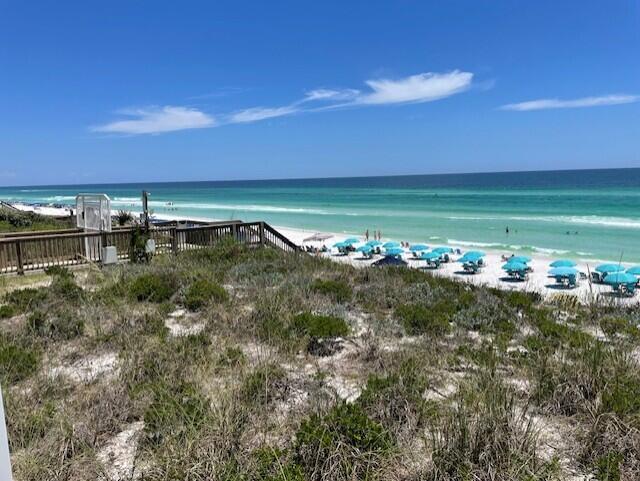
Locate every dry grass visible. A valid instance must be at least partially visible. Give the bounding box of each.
[0,239,638,480]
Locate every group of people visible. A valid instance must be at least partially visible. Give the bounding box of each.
[364,229,383,242]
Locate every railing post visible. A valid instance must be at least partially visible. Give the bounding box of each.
[260,222,265,246]
[232,223,238,241]
[15,241,24,275]
[171,227,178,254]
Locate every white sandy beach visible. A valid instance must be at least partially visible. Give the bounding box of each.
[8,202,638,305]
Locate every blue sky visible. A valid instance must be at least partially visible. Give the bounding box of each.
[1,1,639,186]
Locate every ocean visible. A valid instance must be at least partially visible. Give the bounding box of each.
[2,168,640,262]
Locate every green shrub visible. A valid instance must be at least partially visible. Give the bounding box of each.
[26,309,84,340]
[594,452,623,481]
[143,382,210,444]
[217,346,246,368]
[396,302,451,336]
[358,357,432,436]
[241,363,287,406]
[129,273,177,303]
[295,403,393,481]
[0,336,39,383]
[291,312,349,338]
[311,279,352,303]
[601,374,640,417]
[600,317,640,340]
[184,278,227,311]
[3,287,47,312]
[251,447,305,481]
[129,226,152,263]
[0,304,16,319]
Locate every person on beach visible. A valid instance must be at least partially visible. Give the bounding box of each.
[365,229,369,241]
[506,226,509,235]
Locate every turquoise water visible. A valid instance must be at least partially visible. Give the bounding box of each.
[2,168,640,262]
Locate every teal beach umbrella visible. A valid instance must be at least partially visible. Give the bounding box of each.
[626,266,640,276]
[384,247,403,257]
[333,241,348,248]
[421,251,441,260]
[383,241,400,249]
[356,245,372,253]
[604,272,638,285]
[550,259,576,268]
[548,267,578,277]
[502,261,528,272]
[343,238,359,245]
[509,256,531,264]
[366,240,383,247]
[432,247,453,254]
[595,264,624,274]
[409,244,429,252]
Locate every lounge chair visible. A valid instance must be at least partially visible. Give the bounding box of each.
[463,262,480,274]
[591,272,603,284]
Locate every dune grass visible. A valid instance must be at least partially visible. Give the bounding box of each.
[0,238,638,480]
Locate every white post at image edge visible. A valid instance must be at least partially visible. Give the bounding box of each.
[0,386,12,481]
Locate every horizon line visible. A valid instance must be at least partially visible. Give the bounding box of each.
[1,165,639,189]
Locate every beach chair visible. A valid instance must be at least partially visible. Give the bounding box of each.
[443,254,450,263]
[591,272,602,284]
[463,262,480,274]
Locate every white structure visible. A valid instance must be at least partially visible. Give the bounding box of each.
[0,386,12,480]
[75,194,112,261]
[76,194,111,232]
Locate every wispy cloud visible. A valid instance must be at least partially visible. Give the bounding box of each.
[92,70,474,134]
[228,105,299,124]
[92,106,215,134]
[500,94,639,111]
[358,71,473,105]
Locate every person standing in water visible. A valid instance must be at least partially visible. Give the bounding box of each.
[506,226,509,235]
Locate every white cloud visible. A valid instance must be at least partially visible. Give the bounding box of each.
[228,105,298,123]
[358,71,473,105]
[302,88,360,102]
[501,94,639,111]
[92,106,215,134]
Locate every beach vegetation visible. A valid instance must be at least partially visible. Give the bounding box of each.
[2,241,640,480]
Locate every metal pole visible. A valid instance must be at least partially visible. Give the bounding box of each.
[0,385,13,481]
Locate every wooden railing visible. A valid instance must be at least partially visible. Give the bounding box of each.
[0,221,299,275]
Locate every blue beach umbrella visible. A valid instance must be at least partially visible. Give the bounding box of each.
[409,244,429,252]
[432,247,453,254]
[595,264,624,274]
[626,266,640,276]
[356,245,372,253]
[384,247,404,257]
[510,256,532,264]
[550,259,576,268]
[366,240,383,247]
[383,241,400,249]
[603,272,638,285]
[548,267,578,277]
[459,251,485,263]
[333,241,348,248]
[421,251,441,260]
[502,261,528,272]
[343,238,359,245]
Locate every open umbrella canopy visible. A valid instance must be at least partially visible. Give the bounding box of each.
[343,238,359,245]
[333,241,349,248]
[384,247,404,257]
[373,256,408,267]
[509,255,532,264]
[604,272,638,285]
[550,259,576,268]
[421,251,441,260]
[356,245,372,253]
[549,267,578,277]
[502,261,528,272]
[626,266,640,276]
[432,247,453,254]
[366,240,383,247]
[383,241,400,249]
[459,251,485,262]
[596,263,624,274]
[409,244,429,252]
[303,233,333,243]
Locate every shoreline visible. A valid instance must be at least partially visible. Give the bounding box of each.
[7,201,637,304]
